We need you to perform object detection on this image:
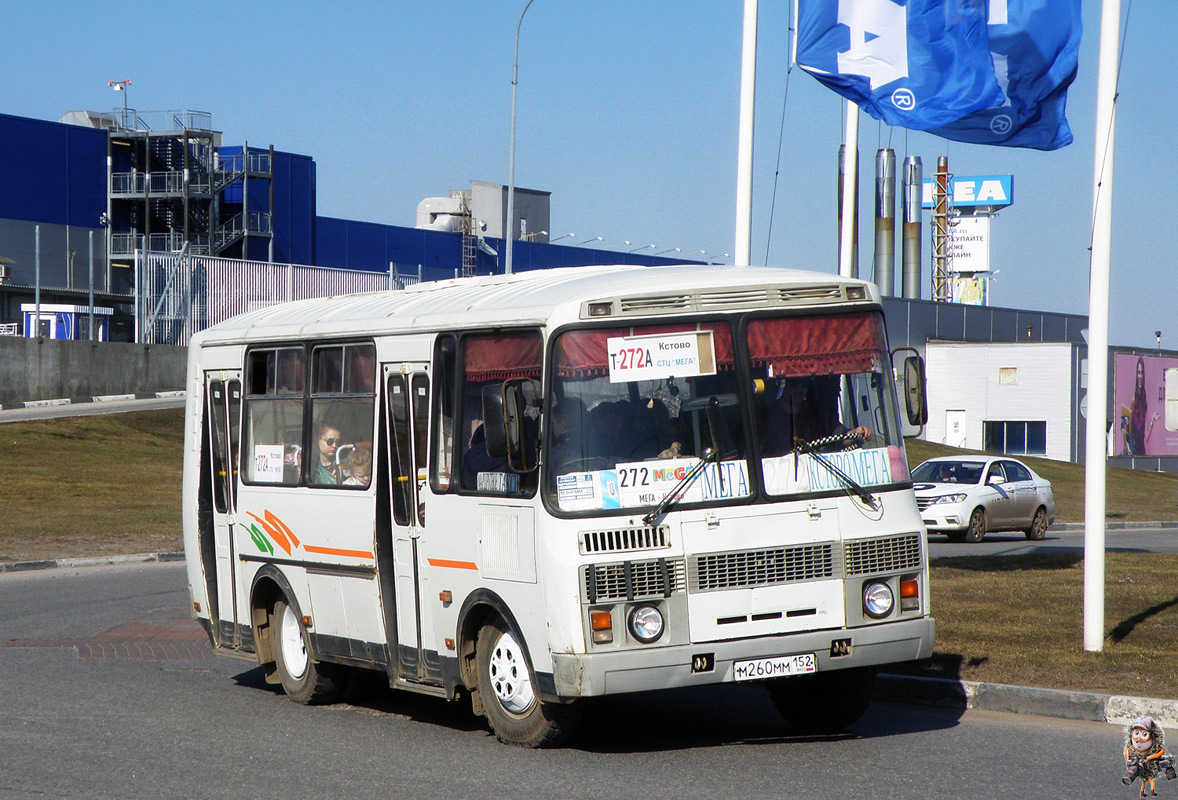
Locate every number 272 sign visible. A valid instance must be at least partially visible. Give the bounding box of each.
[606,331,716,383]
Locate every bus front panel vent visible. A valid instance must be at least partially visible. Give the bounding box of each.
[579,525,669,555]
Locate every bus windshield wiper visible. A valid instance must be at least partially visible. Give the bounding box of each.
[642,447,718,527]
[795,441,879,510]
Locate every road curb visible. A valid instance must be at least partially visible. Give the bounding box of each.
[0,390,185,411]
[876,673,1178,728]
[0,551,185,573]
[1048,521,1178,531]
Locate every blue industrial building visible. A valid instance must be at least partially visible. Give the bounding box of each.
[0,109,694,340]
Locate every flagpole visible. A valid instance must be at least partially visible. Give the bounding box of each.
[734,0,757,266]
[1083,0,1121,653]
[839,100,859,279]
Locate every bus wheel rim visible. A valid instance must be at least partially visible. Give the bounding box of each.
[487,630,535,715]
[280,604,309,680]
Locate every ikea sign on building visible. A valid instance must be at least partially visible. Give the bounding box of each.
[922,175,1013,208]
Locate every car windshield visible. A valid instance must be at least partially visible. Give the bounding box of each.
[912,460,984,484]
[545,311,910,515]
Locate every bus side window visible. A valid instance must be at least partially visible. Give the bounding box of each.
[243,347,305,486]
[309,343,377,488]
[431,335,457,492]
[386,374,412,524]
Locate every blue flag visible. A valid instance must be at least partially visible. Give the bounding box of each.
[795,0,1005,130]
[928,0,1082,150]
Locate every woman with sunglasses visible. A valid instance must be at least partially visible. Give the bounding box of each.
[315,423,342,484]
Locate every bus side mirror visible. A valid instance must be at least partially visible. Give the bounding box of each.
[482,379,540,472]
[482,384,508,459]
[903,355,929,426]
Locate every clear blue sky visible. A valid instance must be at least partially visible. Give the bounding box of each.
[2,1,1171,349]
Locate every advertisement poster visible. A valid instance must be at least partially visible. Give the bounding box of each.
[1114,352,1178,457]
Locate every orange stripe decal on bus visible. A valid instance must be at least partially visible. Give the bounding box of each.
[427,558,479,571]
[304,545,376,559]
[247,511,293,555]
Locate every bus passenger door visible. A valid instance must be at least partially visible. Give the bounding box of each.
[382,367,434,682]
[203,374,242,647]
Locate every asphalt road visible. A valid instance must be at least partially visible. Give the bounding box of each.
[928,525,1178,557]
[0,561,1138,799]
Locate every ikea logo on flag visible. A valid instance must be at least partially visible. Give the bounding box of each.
[921,175,1013,209]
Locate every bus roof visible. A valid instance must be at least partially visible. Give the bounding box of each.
[190,264,876,346]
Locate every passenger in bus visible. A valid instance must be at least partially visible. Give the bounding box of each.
[461,423,507,489]
[343,445,372,487]
[548,397,586,471]
[761,376,870,457]
[585,400,634,460]
[314,422,342,484]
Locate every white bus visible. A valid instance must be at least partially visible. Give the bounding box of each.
[182,264,933,747]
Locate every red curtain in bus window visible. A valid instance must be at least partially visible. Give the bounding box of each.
[463,331,543,381]
[746,312,884,377]
[554,323,735,378]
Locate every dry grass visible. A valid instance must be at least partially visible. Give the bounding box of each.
[889,553,1178,699]
[905,438,1178,523]
[0,409,184,562]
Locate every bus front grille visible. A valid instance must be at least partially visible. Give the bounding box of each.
[583,558,687,603]
[843,533,923,576]
[689,543,835,592]
[579,525,669,555]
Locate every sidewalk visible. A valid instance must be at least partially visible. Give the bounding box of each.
[4,548,1177,730]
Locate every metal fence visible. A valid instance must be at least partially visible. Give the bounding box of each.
[135,252,406,345]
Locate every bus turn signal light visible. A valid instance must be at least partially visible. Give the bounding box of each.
[590,609,613,644]
[900,577,920,611]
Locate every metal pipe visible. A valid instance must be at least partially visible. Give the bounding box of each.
[506,0,536,275]
[1084,0,1123,653]
[902,155,923,299]
[734,0,758,266]
[838,105,859,278]
[874,148,895,296]
[35,225,41,337]
[88,231,95,341]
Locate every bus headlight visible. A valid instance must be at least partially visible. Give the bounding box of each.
[862,581,894,619]
[628,604,665,644]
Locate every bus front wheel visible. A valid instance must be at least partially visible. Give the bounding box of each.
[272,598,345,705]
[767,666,876,733]
[475,619,580,747]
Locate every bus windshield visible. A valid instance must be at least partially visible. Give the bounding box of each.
[546,311,907,514]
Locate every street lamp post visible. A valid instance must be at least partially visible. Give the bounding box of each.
[628,244,656,253]
[109,79,132,127]
[550,232,575,243]
[575,236,603,247]
[505,0,536,275]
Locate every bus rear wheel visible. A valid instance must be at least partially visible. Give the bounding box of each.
[767,666,876,733]
[475,619,580,748]
[272,598,345,705]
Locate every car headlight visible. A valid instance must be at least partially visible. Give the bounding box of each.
[933,493,968,505]
[863,581,895,619]
[628,604,665,644]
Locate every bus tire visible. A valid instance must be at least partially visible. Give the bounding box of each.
[272,598,345,705]
[475,619,580,748]
[767,666,876,733]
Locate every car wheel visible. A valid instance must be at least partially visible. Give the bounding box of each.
[475,618,581,747]
[965,508,987,543]
[272,597,346,705]
[767,666,876,733]
[1025,506,1049,540]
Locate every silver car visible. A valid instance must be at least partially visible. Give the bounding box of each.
[912,456,1055,542]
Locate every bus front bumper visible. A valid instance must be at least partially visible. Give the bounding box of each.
[549,616,934,698]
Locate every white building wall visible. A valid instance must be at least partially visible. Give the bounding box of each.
[924,342,1074,461]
